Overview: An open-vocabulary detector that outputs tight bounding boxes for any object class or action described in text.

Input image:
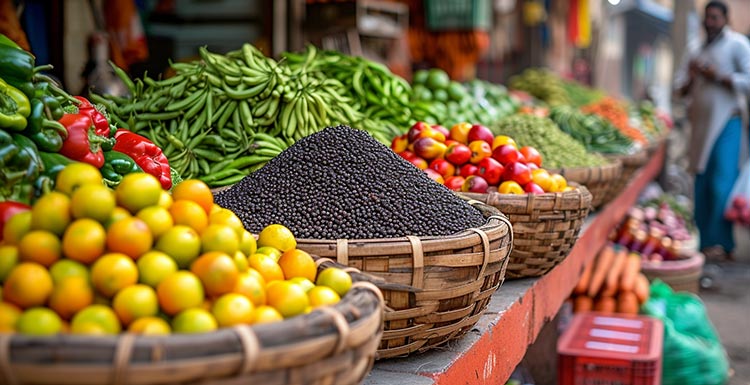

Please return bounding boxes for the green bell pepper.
[0,129,21,169]
[102,150,142,186]
[1,77,31,131]
[0,34,35,99]
[35,152,75,195]
[24,98,67,152]
[9,133,43,180]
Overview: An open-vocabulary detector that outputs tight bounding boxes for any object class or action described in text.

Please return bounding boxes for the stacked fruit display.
[0,163,351,335]
[391,122,572,195]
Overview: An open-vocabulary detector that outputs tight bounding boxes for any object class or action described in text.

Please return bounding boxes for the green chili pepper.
[101,150,142,186]
[1,78,31,131]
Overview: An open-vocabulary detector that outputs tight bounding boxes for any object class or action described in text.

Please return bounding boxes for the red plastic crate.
[558,312,663,385]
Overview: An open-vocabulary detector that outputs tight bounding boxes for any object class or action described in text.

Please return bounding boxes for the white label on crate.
[589,328,642,342]
[592,316,644,329]
[584,340,639,354]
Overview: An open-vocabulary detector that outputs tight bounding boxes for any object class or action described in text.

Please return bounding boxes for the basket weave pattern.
[296,202,513,359]
[550,160,622,210]
[459,185,592,279]
[0,259,384,385]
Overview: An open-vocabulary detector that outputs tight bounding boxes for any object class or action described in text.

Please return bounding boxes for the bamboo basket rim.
[457,183,593,215]
[547,158,623,183]
[603,147,649,167]
[0,259,384,385]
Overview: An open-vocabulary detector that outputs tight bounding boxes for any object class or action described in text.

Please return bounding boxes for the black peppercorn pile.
[215,125,485,239]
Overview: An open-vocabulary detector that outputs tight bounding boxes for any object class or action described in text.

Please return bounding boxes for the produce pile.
[548,105,636,155]
[570,243,651,315]
[215,125,485,239]
[1,34,174,204]
[581,97,648,145]
[560,79,604,108]
[0,164,354,335]
[391,121,572,195]
[508,68,570,107]
[410,68,518,126]
[491,114,608,169]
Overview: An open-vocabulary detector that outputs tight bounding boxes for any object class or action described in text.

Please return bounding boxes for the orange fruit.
[155,225,201,268]
[212,293,254,327]
[0,302,22,332]
[135,206,173,238]
[157,271,205,316]
[55,163,102,195]
[48,276,94,320]
[171,308,217,334]
[115,173,163,214]
[106,217,153,259]
[251,305,283,324]
[16,307,63,335]
[233,251,249,272]
[315,267,352,297]
[190,251,239,297]
[0,245,19,282]
[209,209,245,237]
[233,271,266,307]
[2,210,31,245]
[70,184,116,223]
[307,286,341,308]
[3,262,53,309]
[172,180,214,214]
[255,246,282,262]
[201,224,240,255]
[136,251,178,288]
[49,259,89,284]
[238,230,257,257]
[531,169,554,192]
[71,305,121,335]
[257,224,296,252]
[90,253,138,298]
[105,206,131,228]
[169,200,208,234]
[278,249,316,281]
[17,230,61,267]
[30,192,71,236]
[62,218,106,264]
[247,253,284,284]
[289,277,315,293]
[550,173,567,192]
[128,316,171,335]
[112,284,158,326]
[266,281,309,318]
[157,190,173,209]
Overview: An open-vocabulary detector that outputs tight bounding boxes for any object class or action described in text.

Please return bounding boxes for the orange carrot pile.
[582,97,648,145]
[570,243,650,315]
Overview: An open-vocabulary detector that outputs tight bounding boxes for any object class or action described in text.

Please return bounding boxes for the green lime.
[448,82,467,102]
[426,69,450,91]
[412,70,429,85]
[433,89,449,102]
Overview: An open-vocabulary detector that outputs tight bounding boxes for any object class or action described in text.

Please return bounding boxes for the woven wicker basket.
[0,259,384,385]
[641,252,704,294]
[295,201,513,359]
[602,148,649,204]
[549,160,623,210]
[458,185,592,279]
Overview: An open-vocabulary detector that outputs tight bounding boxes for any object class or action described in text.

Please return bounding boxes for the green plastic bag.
[641,280,730,385]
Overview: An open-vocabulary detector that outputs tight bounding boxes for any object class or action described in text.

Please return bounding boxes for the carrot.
[593,296,616,314]
[574,258,595,295]
[601,247,628,297]
[619,252,642,292]
[633,273,651,304]
[587,244,616,298]
[573,295,594,313]
[617,291,640,314]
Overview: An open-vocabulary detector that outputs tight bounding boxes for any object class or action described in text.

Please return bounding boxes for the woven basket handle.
[113,333,136,385]
[406,235,424,289]
[233,325,261,374]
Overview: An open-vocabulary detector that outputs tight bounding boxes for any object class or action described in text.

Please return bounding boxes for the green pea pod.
[101,150,142,186]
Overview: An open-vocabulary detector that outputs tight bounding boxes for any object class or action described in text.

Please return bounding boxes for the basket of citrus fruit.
[0,164,384,385]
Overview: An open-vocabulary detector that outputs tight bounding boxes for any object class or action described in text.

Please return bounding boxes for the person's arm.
[674,49,697,97]
[728,36,750,95]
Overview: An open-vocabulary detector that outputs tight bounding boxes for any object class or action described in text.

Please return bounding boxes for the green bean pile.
[548,105,636,155]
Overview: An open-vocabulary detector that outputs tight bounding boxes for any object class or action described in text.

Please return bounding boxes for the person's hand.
[700,64,718,81]
[688,60,701,79]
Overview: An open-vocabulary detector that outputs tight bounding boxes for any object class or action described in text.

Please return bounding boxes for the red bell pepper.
[0,201,30,242]
[58,113,113,168]
[113,129,172,190]
[74,96,113,137]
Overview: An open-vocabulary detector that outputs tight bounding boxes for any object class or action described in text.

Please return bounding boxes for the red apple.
[408,121,431,143]
[503,162,533,186]
[444,142,472,166]
[524,182,545,194]
[429,158,456,178]
[432,124,450,139]
[408,156,428,170]
[519,146,542,167]
[413,137,447,160]
[424,168,444,184]
[468,124,494,145]
[468,140,492,164]
[491,144,522,165]
[461,175,489,193]
[526,162,539,171]
[444,176,466,191]
[449,122,472,144]
[391,134,409,153]
[459,164,479,178]
[398,150,416,161]
[444,139,459,147]
[476,158,504,186]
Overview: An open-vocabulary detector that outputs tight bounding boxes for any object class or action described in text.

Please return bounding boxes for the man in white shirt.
[674,0,750,260]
